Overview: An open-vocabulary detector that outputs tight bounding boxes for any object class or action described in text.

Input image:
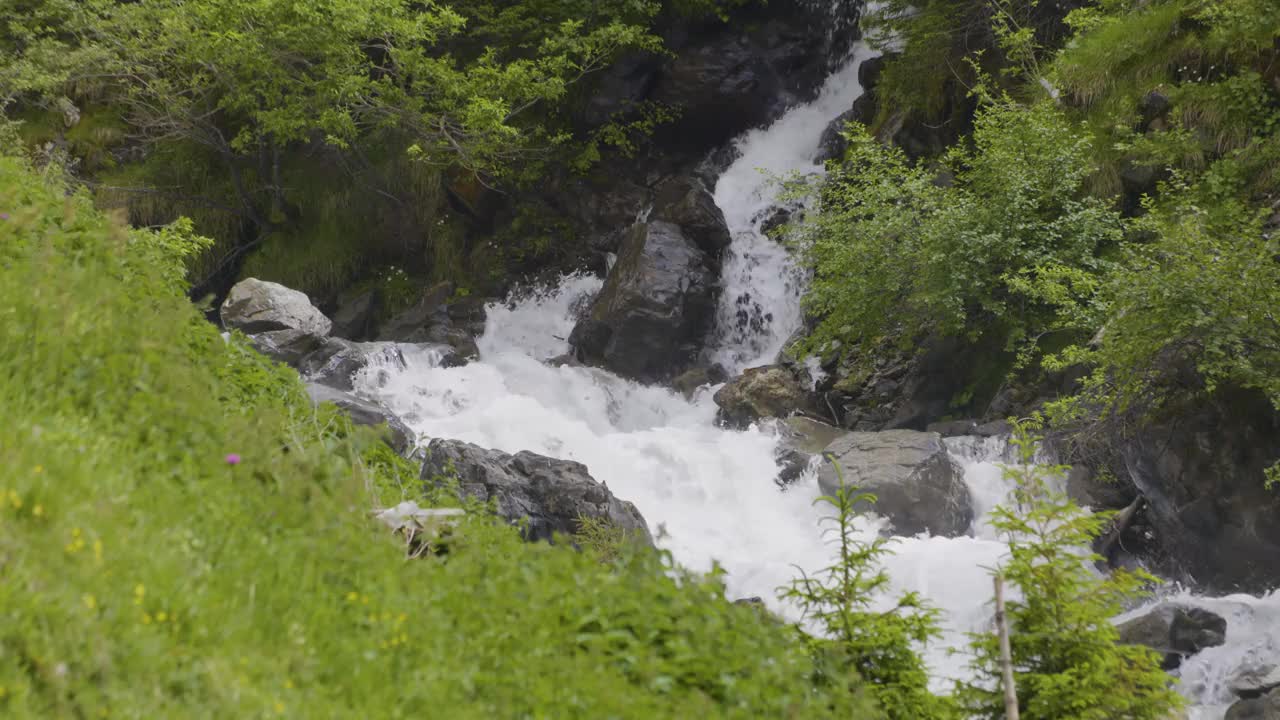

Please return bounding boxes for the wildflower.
[82,594,97,610]
[0,212,9,221]
[225,453,241,466]
[156,611,167,623]
[33,465,42,474]
[32,504,43,517]
[274,700,285,714]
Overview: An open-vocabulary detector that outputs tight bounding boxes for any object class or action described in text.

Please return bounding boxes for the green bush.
[793,98,1123,368]
[956,418,1182,720]
[0,153,878,717]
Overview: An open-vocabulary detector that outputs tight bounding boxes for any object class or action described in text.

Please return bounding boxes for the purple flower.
[0,213,9,221]
[225,453,241,466]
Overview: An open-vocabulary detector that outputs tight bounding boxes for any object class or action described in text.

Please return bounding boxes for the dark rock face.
[651,176,732,260]
[817,430,973,537]
[306,382,413,453]
[651,11,855,151]
[1116,603,1227,670]
[419,439,652,544]
[714,365,812,428]
[1121,389,1280,593]
[220,278,333,364]
[569,221,718,383]
[376,281,482,361]
[1227,688,1280,720]
[329,288,379,341]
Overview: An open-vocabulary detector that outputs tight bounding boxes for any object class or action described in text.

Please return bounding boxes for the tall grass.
[0,153,878,718]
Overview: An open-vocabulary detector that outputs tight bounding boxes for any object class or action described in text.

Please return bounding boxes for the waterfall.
[352,30,1273,720]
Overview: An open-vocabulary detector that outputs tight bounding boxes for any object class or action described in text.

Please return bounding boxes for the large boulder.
[376,281,482,361]
[306,383,414,454]
[1120,388,1280,593]
[1227,688,1280,720]
[714,365,812,428]
[1116,603,1227,670]
[420,439,652,544]
[220,278,332,364]
[568,221,718,383]
[817,430,973,537]
[651,176,732,260]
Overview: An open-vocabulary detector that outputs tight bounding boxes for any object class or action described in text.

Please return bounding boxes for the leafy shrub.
[793,98,1123,368]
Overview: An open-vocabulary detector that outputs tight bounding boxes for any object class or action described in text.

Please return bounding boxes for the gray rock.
[785,417,851,454]
[651,176,732,260]
[221,278,331,336]
[1116,603,1227,669]
[298,338,462,392]
[1234,665,1280,700]
[817,430,973,537]
[376,281,482,361]
[1120,388,1280,593]
[420,439,652,545]
[926,419,980,437]
[220,278,332,364]
[671,364,728,399]
[714,365,811,428]
[568,221,718,383]
[1227,688,1280,720]
[330,288,379,340]
[306,383,413,454]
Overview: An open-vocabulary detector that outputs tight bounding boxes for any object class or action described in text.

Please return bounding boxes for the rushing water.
[349,38,1276,720]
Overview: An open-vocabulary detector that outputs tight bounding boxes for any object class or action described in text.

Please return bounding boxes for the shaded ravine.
[350,42,1279,720]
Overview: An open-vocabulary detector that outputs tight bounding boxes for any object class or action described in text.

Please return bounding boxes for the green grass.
[0,153,879,718]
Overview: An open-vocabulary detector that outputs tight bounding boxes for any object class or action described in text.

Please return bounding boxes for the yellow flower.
[82,594,97,610]
[141,613,152,625]
[273,700,285,714]
[156,611,167,623]
[32,504,43,517]
[133,584,145,605]
[284,679,295,690]
[345,591,358,603]
[9,491,22,509]
[34,465,43,474]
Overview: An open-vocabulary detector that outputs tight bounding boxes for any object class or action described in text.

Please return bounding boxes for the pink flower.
[225,453,241,466]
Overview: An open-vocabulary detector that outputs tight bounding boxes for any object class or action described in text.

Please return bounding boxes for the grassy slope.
[0,154,877,719]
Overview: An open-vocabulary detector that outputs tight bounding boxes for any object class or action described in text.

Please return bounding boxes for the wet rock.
[377,281,482,361]
[816,92,878,162]
[1120,388,1280,593]
[329,288,379,340]
[785,416,851,454]
[671,363,729,399]
[420,439,652,544]
[299,338,462,392]
[568,221,718,383]
[926,419,980,437]
[220,278,332,364]
[651,175,732,260]
[1116,603,1227,670]
[306,382,413,454]
[774,445,813,486]
[714,365,812,428]
[651,18,829,150]
[1233,665,1280,700]
[1226,688,1280,720]
[817,430,973,537]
